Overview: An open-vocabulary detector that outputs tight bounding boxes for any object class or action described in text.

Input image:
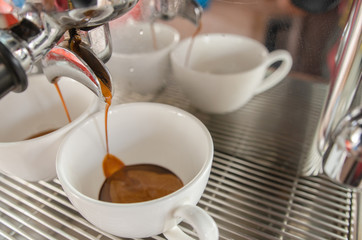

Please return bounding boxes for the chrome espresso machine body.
[313,0,362,190]
[0,0,202,99]
[0,0,136,98]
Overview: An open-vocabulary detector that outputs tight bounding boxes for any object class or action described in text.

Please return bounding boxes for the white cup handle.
[163,205,219,240]
[254,50,293,95]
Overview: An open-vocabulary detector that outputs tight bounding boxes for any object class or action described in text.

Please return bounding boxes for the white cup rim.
[110,22,180,57]
[171,33,269,76]
[0,99,98,145]
[57,102,214,208]
[0,74,99,146]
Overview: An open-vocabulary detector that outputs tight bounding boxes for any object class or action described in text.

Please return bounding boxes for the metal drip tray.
[1,75,360,239]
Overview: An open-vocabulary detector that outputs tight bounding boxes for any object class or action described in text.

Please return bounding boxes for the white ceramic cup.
[171,33,293,114]
[56,102,218,239]
[0,74,99,181]
[107,21,180,101]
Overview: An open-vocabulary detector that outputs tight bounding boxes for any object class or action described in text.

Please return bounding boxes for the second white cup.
[171,33,293,114]
[0,74,99,181]
[107,21,180,101]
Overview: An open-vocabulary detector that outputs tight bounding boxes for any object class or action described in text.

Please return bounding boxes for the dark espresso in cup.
[98,77,183,204]
[99,164,183,203]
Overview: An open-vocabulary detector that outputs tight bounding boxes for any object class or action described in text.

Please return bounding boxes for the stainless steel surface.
[82,24,113,63]
[0,0,139,98]
[1,75,360,239]
[18,0,139,29]
[0,30,32,73]
[315,0,362,185]
[323,106,362,189]
[42,43,113,102]
[139,0,202,25]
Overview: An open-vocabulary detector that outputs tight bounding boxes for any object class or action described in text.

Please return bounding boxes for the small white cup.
[171,33,293,114]
[107,21,180,101]
[0,74,99,181]
[56,102,218,239]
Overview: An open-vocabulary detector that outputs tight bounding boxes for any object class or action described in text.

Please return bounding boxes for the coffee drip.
[185,21,202,67]
[53,80,71,123]
[98,76,124,178]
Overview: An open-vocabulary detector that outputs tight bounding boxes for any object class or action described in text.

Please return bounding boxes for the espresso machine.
[0,0,202,99]
[0,0,361,239]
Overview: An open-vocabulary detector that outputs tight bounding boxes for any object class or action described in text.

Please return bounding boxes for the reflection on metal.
[42,45,111,102]
[139,0,203,25]
[314,0,362,189]
[323,106,362,189]
[0,0,138,98]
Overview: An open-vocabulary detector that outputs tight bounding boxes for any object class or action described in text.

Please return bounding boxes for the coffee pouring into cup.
[0,1,219,239]
[0,0,205,179]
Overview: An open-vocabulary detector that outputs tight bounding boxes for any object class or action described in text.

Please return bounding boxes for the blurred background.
[113,0,346,80]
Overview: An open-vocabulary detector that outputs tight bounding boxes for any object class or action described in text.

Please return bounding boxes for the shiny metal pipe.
[316,0,362,189]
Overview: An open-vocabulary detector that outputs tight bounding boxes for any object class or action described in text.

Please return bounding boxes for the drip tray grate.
[1,75,360,239]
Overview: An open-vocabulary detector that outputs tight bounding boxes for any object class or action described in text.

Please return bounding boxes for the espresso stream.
[99,164,183,203]
[25,80,71,140]
[185,21,202,67]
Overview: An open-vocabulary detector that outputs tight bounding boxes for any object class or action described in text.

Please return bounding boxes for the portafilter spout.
[42,41,112,102]
[0,0,138,99]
